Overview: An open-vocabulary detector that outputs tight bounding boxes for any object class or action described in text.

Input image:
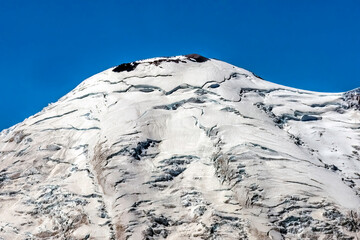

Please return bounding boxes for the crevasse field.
[0,55,359,239]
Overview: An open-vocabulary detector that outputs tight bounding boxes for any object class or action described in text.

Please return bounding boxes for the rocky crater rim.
[112,54,210,73]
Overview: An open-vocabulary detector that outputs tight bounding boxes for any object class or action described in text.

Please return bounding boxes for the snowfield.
[0,54,359,239]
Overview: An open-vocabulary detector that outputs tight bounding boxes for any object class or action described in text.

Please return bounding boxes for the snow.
[0,55,359,239]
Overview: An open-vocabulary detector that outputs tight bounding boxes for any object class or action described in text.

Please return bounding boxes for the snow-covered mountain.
[0,54,359,239]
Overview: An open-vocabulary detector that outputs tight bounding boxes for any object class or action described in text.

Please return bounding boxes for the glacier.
[0,54,359,239]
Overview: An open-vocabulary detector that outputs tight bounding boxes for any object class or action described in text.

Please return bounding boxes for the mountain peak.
[113,54,209,73]
[0,56,359,239]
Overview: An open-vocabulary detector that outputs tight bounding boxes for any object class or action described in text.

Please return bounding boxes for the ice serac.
[0,55,359,239]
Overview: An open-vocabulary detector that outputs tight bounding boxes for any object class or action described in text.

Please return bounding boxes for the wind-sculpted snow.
[0,55,359,239]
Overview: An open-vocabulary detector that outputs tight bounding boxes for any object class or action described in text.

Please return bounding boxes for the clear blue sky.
[0,0,359,130]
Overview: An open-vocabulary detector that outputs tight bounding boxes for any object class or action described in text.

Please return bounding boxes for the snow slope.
[0,54,359,239]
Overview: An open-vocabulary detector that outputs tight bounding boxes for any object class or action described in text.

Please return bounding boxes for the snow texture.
[0,55,359,239]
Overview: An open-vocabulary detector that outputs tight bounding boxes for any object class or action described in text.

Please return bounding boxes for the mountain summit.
[0,55,359,239]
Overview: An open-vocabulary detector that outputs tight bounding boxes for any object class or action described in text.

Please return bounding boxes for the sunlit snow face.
[0,55,359,240]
